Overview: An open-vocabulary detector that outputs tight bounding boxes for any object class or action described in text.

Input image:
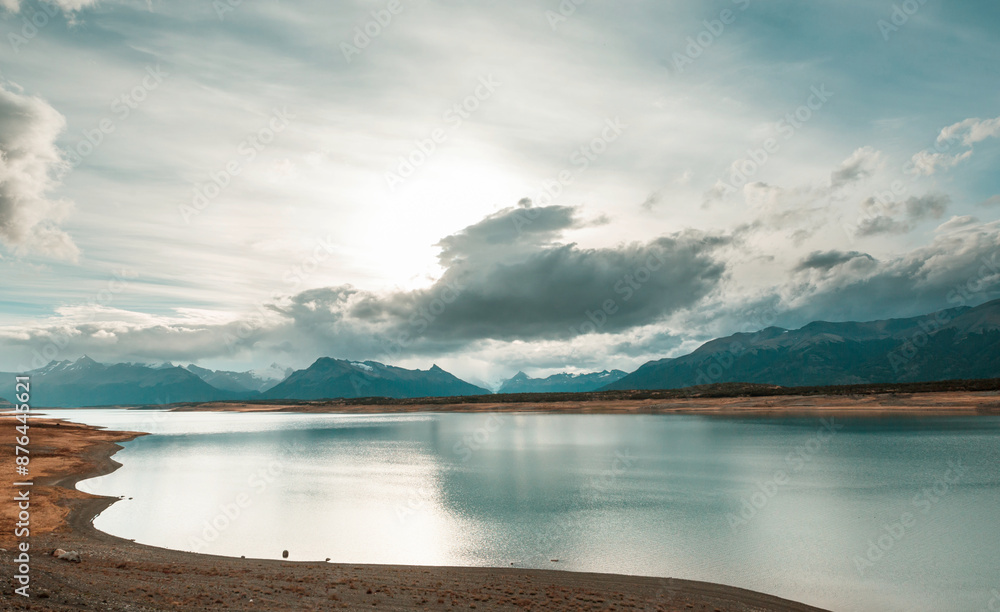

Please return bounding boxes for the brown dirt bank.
[0,415,832,611]
[171,389,1000,416]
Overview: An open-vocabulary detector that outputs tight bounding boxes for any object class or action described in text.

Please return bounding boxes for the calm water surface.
[51,409,1000,612]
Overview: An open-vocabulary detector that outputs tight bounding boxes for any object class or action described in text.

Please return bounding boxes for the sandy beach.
[0,412,841,611]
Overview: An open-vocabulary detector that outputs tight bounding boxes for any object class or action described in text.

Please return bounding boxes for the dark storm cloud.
[435,204,579,266]
[273,205,730,349]
[794,250,875,272]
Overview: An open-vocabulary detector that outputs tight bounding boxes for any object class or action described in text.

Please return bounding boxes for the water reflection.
[54,409,1000,612]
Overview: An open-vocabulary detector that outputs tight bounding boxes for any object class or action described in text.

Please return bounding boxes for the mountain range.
[602,298,1000,390]
[2,299,997,407]
[0,357,238,408]
[184,363,292,393]
[497,370,627,394]
[261,358,489,400]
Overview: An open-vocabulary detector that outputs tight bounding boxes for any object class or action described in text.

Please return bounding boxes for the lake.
[53,409,1000,612]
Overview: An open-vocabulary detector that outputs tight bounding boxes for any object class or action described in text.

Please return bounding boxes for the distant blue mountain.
[185,363,292,393]
[0,357,245,407]
[498,370,627,394]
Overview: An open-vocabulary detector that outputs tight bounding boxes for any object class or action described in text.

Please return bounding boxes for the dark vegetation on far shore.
[156,377,1000,409]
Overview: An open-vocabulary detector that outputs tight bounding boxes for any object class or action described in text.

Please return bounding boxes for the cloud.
[938,116,1000,147]
[4,212,998,379]
[909,149,971,176]
[0,304,284,370]
[0,83,78,260]
[794,250,875,273]
[781,220,1000,324]
[1,0,98,13]
[980,195,1000,207]
[856,215,909,236]
[935,215,978,233]
[910,115,1000,176]
[830,146,882,190]
[640,191,661,210]
[740,182,826,231]
[0,204,732,369]
[855,193,949,237]
[434,204,579,267]
[275,205,731,349]
[705,144,884,209]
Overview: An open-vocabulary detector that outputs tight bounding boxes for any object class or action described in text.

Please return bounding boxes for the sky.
[1,0,999,386]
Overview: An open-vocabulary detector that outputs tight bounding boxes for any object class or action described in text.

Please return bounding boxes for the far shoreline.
[153,387,998,417]
[30,378,998,417]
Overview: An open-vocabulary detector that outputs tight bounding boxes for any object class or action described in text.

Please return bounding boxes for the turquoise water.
[55,410,1000,612]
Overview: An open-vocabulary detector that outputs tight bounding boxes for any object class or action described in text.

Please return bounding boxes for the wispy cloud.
[910,115,1000,176]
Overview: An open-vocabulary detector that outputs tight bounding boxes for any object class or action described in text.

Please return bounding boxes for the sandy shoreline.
[0,413,839,611]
